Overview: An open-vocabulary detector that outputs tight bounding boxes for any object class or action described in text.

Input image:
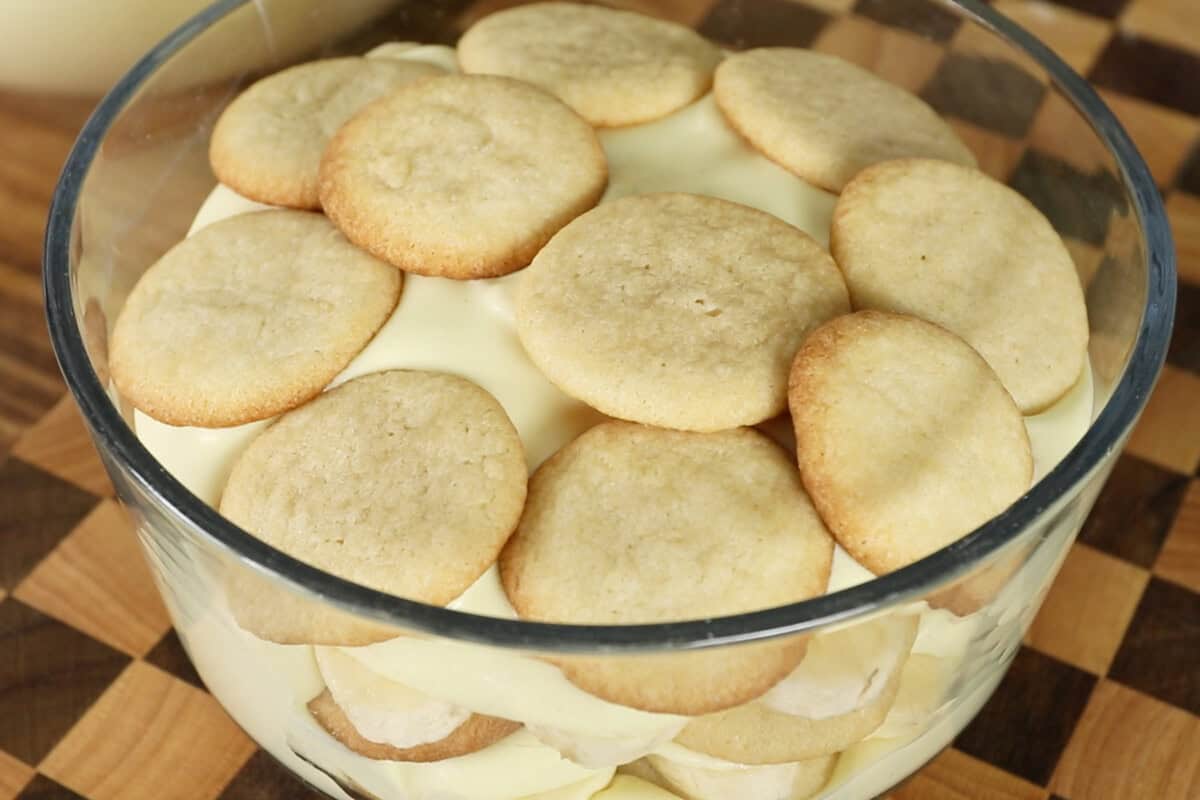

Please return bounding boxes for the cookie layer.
[516,192,849,431]
[499,421,834,714]
[210,57,444,208]
[789,311,1033,576]
[714,48,974,192]
[220,370,527,644]
[110,210,401,427]
[458,2,722,127]
[831,158,1089,413]
[319,73,607,279]
[308,690,520,762]
[674,613,918,763]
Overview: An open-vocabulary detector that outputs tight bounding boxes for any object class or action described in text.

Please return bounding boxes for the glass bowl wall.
[44,1,1174,798]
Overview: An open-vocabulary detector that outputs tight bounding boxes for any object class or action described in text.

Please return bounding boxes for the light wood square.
[1121,0,1200,57]
[1025,543,1150,675]
[1062,236,1105,288]
[1027,92,1110,174]
[949,5,1045,83]
[1167,190,1200,286]
[0,749,33,800]
[1125,365,1200,475]
[1155,479,1200,593]
[796,0,855,14]
[991,1,1113,75]
[1098,90,1199,188]
[1051,679,1200,799]
[949,118,1027,181]
[13,501,170,657]
[811,13,946,93]
[892,747,1048,799]
[41,661,256,800]
[464,0,717,27]
[11,394,113,497]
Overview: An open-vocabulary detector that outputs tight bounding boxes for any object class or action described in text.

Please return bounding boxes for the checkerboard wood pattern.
[1,1,1198,798]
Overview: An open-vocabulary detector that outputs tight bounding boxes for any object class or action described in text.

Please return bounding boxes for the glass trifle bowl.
[44,1,1175,798]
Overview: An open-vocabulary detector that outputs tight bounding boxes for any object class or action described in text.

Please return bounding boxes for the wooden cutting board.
[1,1,1197,798]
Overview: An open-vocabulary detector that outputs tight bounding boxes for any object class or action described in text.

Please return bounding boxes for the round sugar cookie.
[830,158,1089,413]
[319,74,607,279]
[308,691,520,762]
[458,2,722,127]
[499,421,835,715]
[110,210,401,428]
[789,311,1033,576]
[219,370,527,644]
[210,57,445,208]
[713,48,975,192]
[516,193,849,432]
[225,572,398,646]
[674,613,918,763]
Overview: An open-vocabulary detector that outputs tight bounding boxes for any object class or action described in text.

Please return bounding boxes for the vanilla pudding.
[129,42,1094,800]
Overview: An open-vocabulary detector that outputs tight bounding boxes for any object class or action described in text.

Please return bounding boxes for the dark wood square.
[143,629,204,691]
[1176,144,1200,198]
[378,0,478,44]
[698,0,831,50]
[0,599,130,764]
[1040,0,1129,19]
[0,459,98,591]
[1167,280,1200,376]
[1089,33,1200,117]
[853,0,962,43]
[954,647,1097,785]
[1108,577,1200,716]
[1008,148,1128,246]
[921,52,1046,139]
[13,775,86,800]
[218,750,325,800]
[1078,454,1190,567]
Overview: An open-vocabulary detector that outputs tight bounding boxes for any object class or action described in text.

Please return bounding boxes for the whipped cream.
[314,647,471,749]
[134,39,1095,800]
[365,42,461,71]
[762,613,917,719]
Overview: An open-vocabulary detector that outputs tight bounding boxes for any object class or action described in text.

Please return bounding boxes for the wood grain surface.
[1,1,1198,799]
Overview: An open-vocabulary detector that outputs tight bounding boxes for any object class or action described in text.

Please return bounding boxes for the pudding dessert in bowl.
[43,1,1175,799]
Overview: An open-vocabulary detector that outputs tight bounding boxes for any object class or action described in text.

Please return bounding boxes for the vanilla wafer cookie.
[675,613,918,763]
[789,311,1033,576]
[110,210,400,428]
[649,746,836,800]
[210,57,444,208]
[714,48,975,192]
[831,158,1089,413]
[308,691,520,762]
[499,421,834,714]
[516,192,849,432]
[220,370,526,644]
[458,2,722,127]
[319,74,607,279]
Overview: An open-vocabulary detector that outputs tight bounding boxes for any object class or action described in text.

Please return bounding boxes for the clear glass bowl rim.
[43,0,1176,653]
